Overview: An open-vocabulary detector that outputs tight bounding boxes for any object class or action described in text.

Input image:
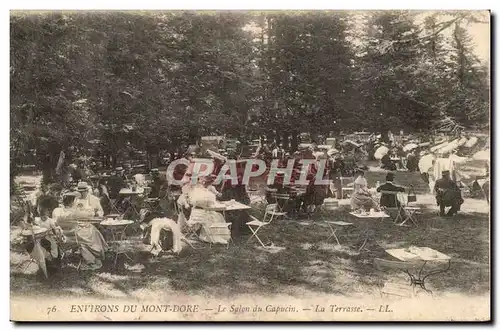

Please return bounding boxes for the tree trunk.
[290,131,299,152]
[282,132,290,150]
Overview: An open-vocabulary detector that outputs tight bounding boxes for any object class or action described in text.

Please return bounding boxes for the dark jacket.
[377,182,405,208]
[434,177,463,207]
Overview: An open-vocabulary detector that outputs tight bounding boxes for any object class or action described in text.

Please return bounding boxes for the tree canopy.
[10,11,490,179]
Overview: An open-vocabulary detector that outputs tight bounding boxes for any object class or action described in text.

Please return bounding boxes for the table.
[119,188,145,195]
[100,219,135,267]
[74,217,104,225]
[204,201,252,239]
[205,200,252,212]
[349,211,390,251]
[325,221,353,247]
[385,247,451,293]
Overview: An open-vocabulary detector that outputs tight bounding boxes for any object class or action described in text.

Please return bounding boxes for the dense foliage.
[10,11,489,180]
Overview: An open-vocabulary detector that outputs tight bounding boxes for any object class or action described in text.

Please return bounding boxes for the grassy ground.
[10,190,490,301]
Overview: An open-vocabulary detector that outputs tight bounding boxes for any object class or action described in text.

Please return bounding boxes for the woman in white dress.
[53,191,108,270]
[187,177,231,245]
[350,170,379,212]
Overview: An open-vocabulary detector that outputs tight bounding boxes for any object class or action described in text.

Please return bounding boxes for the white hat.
[77,181,90,191]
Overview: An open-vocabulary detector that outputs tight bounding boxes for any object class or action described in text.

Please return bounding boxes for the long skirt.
[351,192,378,211]
[189,209,231,244]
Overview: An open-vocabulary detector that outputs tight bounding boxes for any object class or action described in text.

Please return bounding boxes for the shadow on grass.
[11,207,490,299]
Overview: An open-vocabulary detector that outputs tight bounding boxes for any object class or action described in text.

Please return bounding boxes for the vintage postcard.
[10,10,490,321]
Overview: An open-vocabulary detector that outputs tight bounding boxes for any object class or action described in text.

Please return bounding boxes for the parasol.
[374,146,389,160]
[402,143,418,152]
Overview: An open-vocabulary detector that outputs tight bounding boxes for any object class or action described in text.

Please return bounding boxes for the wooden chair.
[373,258,423,298]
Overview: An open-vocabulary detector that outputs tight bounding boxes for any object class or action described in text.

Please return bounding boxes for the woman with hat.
[75,182,104,217]
[350,169,380,212]
[53,191,108,270]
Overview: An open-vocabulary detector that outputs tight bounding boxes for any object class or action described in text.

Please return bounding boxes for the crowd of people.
[13,131,486,279]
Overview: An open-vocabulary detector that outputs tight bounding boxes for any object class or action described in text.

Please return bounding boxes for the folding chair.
[247,215,274,248]
[263,203,287,223]
[104,192,123,216]
[182,220,204,249]
[325,221,353,247]
[396,189,420,227]
[340,177,355,199]
[270,192,291,217]
[378,191,404,224]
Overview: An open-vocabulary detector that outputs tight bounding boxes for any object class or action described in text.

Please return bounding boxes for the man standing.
[434,170,464,217]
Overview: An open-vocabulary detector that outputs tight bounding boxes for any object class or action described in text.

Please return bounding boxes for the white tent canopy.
[473,149,490,162]
[464,137,478,148]
[435,138,460,155]
[430,140,449,152]
[457,137,468,147]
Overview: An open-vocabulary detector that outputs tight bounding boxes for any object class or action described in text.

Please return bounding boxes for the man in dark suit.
[434,170,463,216]
[377,172,405,208]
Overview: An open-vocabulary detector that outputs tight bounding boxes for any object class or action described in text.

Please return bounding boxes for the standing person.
[149,168,168,199]
[53,192,108,270]
[434,170,464,217]
[406,150,419,172]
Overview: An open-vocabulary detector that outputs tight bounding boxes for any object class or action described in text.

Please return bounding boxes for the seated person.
[380,153,396,171]
[350,170,379,212]
[187,180,230,244]
[53,191,108,270]
[149,168,168,198]
[434,170,464,217]
[23,201,65,277]
[75,181,104,217]
[377,172,405,208]
[406,151,419,172]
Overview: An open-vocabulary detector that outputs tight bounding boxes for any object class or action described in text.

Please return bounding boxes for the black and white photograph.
[9,10,490,321]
